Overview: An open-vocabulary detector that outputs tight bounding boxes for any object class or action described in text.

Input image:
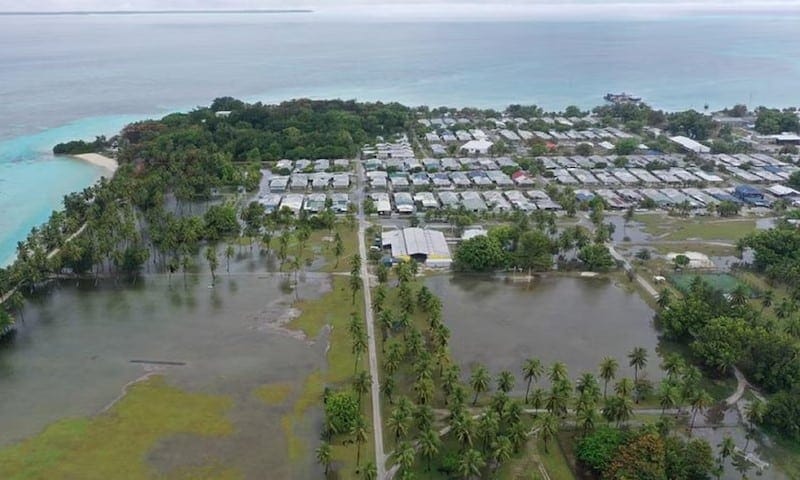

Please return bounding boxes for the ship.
[604,92,642,104]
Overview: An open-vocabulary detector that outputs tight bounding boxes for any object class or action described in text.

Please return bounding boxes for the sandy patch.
[73,153,119,174]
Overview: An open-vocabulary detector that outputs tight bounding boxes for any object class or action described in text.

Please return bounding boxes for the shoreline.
[72,153,118,174]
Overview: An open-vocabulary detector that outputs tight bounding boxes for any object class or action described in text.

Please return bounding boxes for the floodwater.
[0,252,329,478]
[426,274,662,391]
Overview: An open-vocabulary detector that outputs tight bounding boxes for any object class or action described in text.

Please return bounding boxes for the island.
[1,97,799,480]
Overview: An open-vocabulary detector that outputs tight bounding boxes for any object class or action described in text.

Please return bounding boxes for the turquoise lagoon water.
[0,115,144,265]
[2,13,800,264]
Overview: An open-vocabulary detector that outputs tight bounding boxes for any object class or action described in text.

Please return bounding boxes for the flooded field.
[426,274,662,390]
[0,254,329,478]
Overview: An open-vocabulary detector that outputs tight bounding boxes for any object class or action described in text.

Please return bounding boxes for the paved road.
[356,160,387,478]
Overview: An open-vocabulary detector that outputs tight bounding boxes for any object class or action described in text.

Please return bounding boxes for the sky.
[2,0,799,19]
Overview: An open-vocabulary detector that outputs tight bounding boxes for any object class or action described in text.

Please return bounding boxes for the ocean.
[1,11,800,264]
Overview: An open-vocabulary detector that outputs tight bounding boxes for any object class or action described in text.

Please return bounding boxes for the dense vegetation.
[754,108,800,135]
[52,135,108,154]
[453,202,616,273]
[0,98,410,331]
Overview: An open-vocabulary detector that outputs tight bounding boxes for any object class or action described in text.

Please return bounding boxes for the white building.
[382,228,452,267]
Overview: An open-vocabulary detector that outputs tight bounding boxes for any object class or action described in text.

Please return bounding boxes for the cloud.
[2,0,800,19]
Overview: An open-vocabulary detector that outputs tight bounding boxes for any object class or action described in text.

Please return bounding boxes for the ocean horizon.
[2,11,800,264]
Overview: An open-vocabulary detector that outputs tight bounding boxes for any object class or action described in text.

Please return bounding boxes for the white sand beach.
[73,153,119,174]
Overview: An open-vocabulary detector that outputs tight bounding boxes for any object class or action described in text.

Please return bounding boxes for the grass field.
[283,274,371,478]
[670,272,752,295]
[0,376,236,480]
[633,214,756,241]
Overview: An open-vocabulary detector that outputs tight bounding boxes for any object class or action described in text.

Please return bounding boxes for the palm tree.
[627,347,648,382]
[315,441,331,476]
[538,412,559,453]
[599,357,618,399]
[548,361,569,384]
[660,353,685,380]
[689,390,713,432]
[452,413,474,451]
[529,388,545,413]
[388,406,410,444]
[394,441,417,475]
[614,378,634,399]
[361,462,377,480]
[658,380,679,415]
[730,285,749,307]
[382,375,396,404]
[602,395,633,427]
[718,435,736,471]
[744,399,765,451]
[656,288,672,310]
[496,370,515,394]
[522,357,544,403]
[477,410,500,453]
[761,289,774,312]
[353,370,371,406]
[457,448,485,479]
[576,372,601,402]
[576,403,599,436]
[470,364,491,405]
[491,436,513,473]
[351,415,368,468]
[414,377,434,405]
[205,246,218,283]
[418,428,441,471]
[224,244,234,274]
[352,331,367,374]
[333,231,344,268]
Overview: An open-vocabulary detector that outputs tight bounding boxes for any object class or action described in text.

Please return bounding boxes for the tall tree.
[627,347,648,383]
[522,357,543,403]
[315,441,331,476]
[599,357,619,399]
[470,364,491,405]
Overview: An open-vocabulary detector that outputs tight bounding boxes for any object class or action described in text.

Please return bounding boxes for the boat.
[604,92,642,104]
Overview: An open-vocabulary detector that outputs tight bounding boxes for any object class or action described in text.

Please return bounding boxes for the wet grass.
[0,376,235,480]
[254,382,295,406]
[633,214,756,242]
[282,275,371,478]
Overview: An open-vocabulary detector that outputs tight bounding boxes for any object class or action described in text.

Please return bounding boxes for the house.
[460,139,494,155]
[381,228,451,267]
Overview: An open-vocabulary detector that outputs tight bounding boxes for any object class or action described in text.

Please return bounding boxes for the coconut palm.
[394,441,417,475]
[377,309,393,343]
[414,404,434,432]
[576,403,599,436]
[382,374,396,404]
[205,246,218,282]
[576,372,601,403]
[224,244,234,273]
[452,413,474,450]
[548,361,569,384]
[418,428,441,472]
[761,289,774,312]
[744,399,765,451]
[414,377,434,405]
[729,285,749,307]
[602,395,633,427]
[491,436,513,473]
[689,390,713,432]
[599,357,618,399]
[522,357,544,403]
[658,381,679,415]
[656,288,672,310]
[352,331,368,374]
[529,387,545,413]
[627,346,648,382]
[351,415,369,468]
[470,364,491,405]
[660,353,685,380]
[361,462,377,480]
[538,412,559,453]
[718,435,736,469]
[614,378,634,399]
[315,441,331,476]
[496,370,515,394]
[457,448,485,479]
[353,370,371,406]
[388,406,411,444]
[478,410,500,452]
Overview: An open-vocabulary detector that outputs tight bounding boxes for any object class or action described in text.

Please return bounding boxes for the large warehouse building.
[381,227,452,268]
